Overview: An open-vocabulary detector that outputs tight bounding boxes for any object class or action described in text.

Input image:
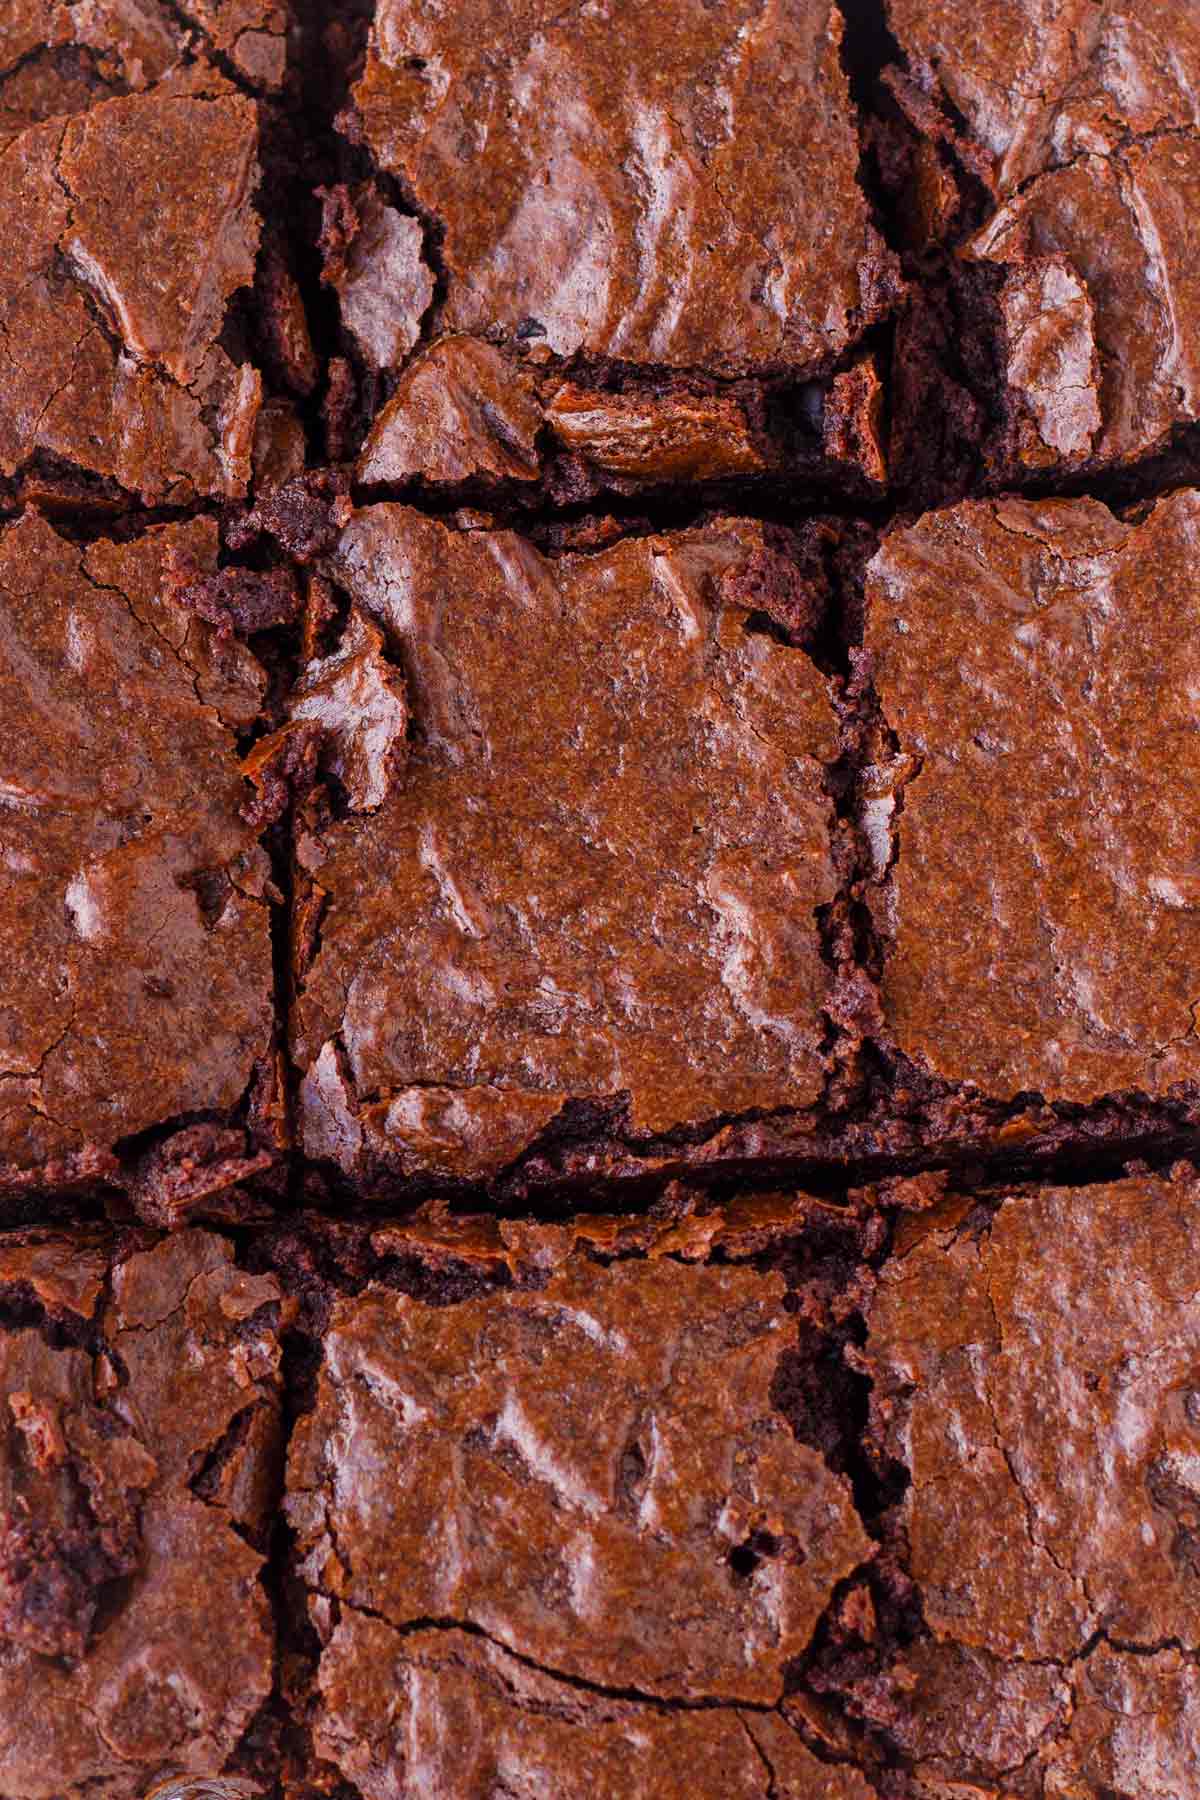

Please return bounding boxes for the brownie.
[0,45,271,510]
[857,489,1200,1156]
[284,1239,871,1795]
[289,506,850,1195]
[11,3,1200,1793]
[0,510,276,1201]
[0,1226,287,1797]
[321,0,899,500]
[878,0,1200,488]
[857,1167,1200,1793]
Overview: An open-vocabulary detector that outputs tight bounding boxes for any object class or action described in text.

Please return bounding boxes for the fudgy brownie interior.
[4,0,1200,1793]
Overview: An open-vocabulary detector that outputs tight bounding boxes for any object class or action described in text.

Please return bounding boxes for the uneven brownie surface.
[857,1167,1200,1794]
[0,510,275,1192]
[291,507,847,1190]
[7,2,1200,1796]
[283,1226,873,1795]
[0,1226,286,1796]
[862,489,1200,1104]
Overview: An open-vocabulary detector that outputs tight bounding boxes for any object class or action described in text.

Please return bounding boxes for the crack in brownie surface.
[284,1233,872,1795]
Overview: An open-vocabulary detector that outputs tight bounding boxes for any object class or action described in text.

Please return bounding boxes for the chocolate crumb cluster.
[3,1,1200,1795]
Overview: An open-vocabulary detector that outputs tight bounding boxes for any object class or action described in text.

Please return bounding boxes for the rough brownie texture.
[0,510,277,1199]
[283,1221,874,1796]
[320,0,899,502]
[878,0,1200,494]
[9,0,1200,1795]
[856,1166,1200,1794]
[0,1226,287,1796]
[855,490,1200,1161]
[290,507,850,1194]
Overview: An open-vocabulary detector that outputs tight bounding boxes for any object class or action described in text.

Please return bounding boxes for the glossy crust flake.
[884,0,1200,471]
[291,507,844,1186]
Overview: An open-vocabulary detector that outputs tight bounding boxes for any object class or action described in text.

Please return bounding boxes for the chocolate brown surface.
[881,0,1200,478]
[10,3,1200,1794]
[0,1228,285,1798]
[863,1168,1200,1793]
[0,54,266,506]
[291,507,843,1186]
[327,0,899,498]
[287,1251,869,1791]
[863,490,1200,1105]
[0,510,274,1186]
[353,0,892,377]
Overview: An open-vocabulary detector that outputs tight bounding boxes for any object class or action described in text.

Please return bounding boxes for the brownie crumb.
[163,548,301,640]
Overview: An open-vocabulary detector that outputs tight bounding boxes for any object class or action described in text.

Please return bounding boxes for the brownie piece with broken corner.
[0,36,273,511]
[852,1165,1200,1795]
[322,0,899,499]
[0,509,279,1211]
[877,0,1200,488]
[855,489,1200,1160]
[286,505,858,1198]
[0,1226,287,1799]
[282,1220,874,1797]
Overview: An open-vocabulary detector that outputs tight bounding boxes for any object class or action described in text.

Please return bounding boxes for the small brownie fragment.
[862,491,1200,1113]
[0,510,275,1196]
[334,0,899,495]
[861,1168,1200,1793]
[291,508,845,1190]
[0,58,266,505]
[0,1228,286,1798]
[286,1249,870,1794]
[882,0,1200,476]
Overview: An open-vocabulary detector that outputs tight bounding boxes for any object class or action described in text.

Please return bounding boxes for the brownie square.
[291,507,848,1193]
[860,490,1200,1142]
[285,1247,870,1795]
[859,1167,1200,1793]
[0,53,266,507]
[0,1226,286,1796]
[0,511,276,1198]
[327,0,898,500]
[881,0,1200,480]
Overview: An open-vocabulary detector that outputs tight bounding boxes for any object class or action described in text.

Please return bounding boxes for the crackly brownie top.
[887,0,1200,465]
[293,507,842,1180]
[0,66,263,504]
[863,1170,1200,1793]
[352,0,893,377]
[0,1228,284,1798]
[308,1621,874,1800]
[863,489,1200,1103]
[0,510,273,1179]
[0,0,289,133]
[287,1254,869,1791]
